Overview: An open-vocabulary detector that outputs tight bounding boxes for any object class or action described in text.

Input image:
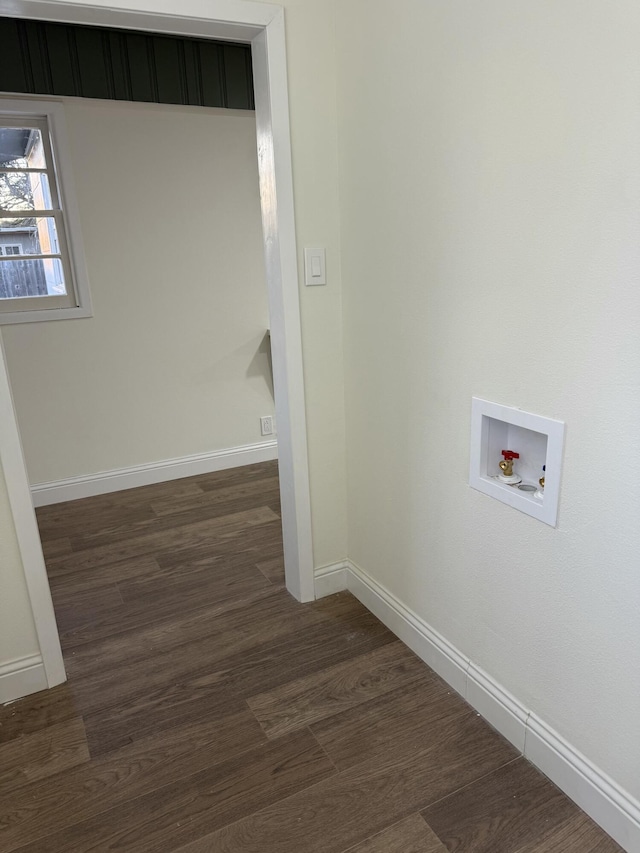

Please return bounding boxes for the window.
[0,99,91,323]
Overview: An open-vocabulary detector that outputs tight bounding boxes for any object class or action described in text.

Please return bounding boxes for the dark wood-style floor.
[0,460,622,852]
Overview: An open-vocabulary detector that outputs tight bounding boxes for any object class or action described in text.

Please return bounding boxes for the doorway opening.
[0,0,314,700]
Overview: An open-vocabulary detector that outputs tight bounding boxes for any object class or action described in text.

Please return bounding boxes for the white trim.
[252,14,314,602]
[4,0,279,40]
[526,715,640,853]
[31,440,278,506]
[347,560,468,696]
[0,336,66,688]
[314,561,349,599]
[0,654,48,704]
[341,559,639,851]
[466,662,529,753]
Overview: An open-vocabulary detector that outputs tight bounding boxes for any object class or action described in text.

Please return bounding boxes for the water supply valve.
[498,450,521,484]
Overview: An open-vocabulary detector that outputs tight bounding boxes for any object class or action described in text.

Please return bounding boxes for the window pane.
[0,127,46,168]
[0,217,61,255]
[0,172,52,212]
[0,257,66,298]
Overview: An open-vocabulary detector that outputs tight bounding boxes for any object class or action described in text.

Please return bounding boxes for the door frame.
[0,0,315,691]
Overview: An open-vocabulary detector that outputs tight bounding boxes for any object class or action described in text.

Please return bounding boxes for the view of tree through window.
[0,123,66,301]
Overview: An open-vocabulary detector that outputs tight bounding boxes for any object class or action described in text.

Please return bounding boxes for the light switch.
[304,248,326,286]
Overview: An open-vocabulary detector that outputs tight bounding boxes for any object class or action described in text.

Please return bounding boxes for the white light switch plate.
[304,248,326,286]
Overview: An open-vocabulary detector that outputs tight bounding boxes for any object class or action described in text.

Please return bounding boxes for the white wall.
[337,0,640,802]
[0,457,39,666]
[2,99,273,485]
[260,0,348,568]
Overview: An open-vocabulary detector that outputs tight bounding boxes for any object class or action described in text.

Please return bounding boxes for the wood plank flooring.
[0,460,623,852]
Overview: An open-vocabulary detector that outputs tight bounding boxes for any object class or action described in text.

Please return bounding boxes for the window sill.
[0,303,93,325]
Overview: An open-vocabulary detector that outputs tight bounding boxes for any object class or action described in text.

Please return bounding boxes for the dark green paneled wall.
[0,17,254,110]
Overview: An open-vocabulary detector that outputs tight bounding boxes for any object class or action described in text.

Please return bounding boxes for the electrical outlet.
[260,415,274,436]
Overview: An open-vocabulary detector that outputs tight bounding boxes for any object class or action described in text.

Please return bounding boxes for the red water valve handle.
[501,450,520,460]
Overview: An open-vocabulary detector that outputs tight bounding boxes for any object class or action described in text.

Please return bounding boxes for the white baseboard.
[31,441,279,507]
[466,662,529,753]
[525,715,640,853]
[0,654,47,705]
[346,562,469,697]
[314,561,349,599]
[314,559,639,852]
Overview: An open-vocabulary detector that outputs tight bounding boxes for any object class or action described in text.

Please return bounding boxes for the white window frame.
[0,244,24,255]
[0,98,91,324]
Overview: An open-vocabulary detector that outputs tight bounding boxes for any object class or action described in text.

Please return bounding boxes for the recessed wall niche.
[469,398,565,527]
